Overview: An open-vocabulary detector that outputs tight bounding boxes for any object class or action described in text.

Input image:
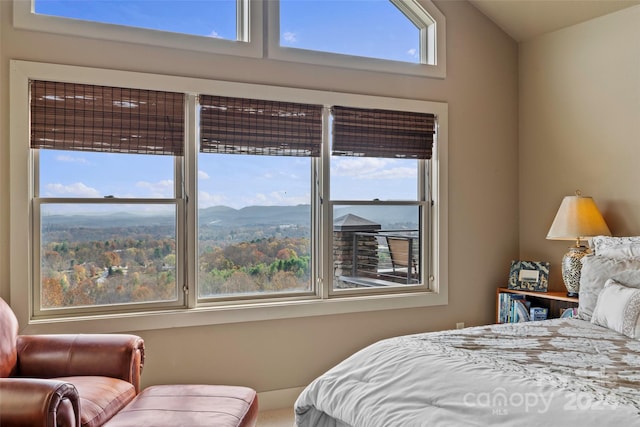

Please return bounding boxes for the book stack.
[499,293,551,323]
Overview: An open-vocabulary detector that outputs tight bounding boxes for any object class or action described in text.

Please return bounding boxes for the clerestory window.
[15,0,445,78]
[272,0,442,75]
[279,0,421,63]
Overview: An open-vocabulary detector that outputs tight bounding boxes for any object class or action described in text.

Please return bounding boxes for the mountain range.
[43,204,419,229]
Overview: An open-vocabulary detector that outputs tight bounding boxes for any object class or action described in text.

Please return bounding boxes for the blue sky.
[35,0,420,63]
[36,1,420,210]
[35,0,238,39]
[40,151,418,209]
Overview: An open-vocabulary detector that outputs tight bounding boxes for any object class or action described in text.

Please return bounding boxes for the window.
[10,61,448,329]
[31,80,185,315]
[279,0,420,63]
[329,106,435,293]
[14,0,445,78]
[268,0,445,76]
[197,95,322,299]
[14,0,262,58]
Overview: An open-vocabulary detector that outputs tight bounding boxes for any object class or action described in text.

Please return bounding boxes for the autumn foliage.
[41,233,310,309]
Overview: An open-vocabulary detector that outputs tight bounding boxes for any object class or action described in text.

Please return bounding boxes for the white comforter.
[295,318,640,426]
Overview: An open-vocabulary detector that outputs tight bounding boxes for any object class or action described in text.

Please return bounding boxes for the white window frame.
[10,60,448,334]
[13,0,446,78]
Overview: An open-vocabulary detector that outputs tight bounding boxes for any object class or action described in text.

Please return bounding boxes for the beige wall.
[519,5,640,290]
[0,0,518,402]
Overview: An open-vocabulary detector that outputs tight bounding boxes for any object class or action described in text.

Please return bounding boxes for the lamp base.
[561,246,589,298]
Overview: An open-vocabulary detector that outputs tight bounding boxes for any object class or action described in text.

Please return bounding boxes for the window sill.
[21,290,448,334]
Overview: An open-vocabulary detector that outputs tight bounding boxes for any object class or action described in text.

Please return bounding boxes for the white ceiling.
[468,0,640,42]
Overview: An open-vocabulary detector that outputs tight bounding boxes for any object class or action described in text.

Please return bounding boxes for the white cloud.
[263,170,299,180]
[332,158,415,180]
[200,186,309,209]
[367,166,416,180]
[198,170,210,180]
[198,190,229,208]
[248,191,310,206]
[55,154,89,164]
[283,31,297,43]
[332,157,390,177]
[135,180,174,198]
[45,182,101,197]
[208,30,222,39]
[407,48,418,58]
[253,194,268,203]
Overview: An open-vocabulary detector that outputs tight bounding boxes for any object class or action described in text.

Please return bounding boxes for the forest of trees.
[41,224,311,309]
[198,235,310,297]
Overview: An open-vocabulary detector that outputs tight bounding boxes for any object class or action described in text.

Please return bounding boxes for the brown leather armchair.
[0,297,145,427]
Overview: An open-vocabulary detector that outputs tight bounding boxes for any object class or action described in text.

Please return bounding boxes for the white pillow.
[578,255,640,321]
[598,243,640,259]
[591,279,640,339]
[592,236,640,257]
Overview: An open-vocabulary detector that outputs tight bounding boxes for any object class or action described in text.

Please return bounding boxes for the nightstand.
[496,287,579,323]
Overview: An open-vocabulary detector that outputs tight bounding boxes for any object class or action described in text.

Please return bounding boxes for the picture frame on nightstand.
[507,260,550,292]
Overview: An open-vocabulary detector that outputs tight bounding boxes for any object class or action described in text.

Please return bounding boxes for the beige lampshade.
[546,193,611,243]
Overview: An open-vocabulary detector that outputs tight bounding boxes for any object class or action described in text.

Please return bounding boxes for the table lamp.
[546,190,611,297]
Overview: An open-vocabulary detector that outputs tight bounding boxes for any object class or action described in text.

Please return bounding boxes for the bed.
[295,236,640,426]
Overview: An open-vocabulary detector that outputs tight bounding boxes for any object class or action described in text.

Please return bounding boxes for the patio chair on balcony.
[386,236,418,284]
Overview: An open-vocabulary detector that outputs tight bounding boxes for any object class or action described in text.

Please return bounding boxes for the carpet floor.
[257,408,295,426]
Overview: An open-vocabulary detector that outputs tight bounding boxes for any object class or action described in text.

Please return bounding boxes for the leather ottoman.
[104,384,258,427]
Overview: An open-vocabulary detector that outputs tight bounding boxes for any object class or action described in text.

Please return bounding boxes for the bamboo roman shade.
[332,106,436,159]
[199,95,323,157]
[30,80,185,156]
